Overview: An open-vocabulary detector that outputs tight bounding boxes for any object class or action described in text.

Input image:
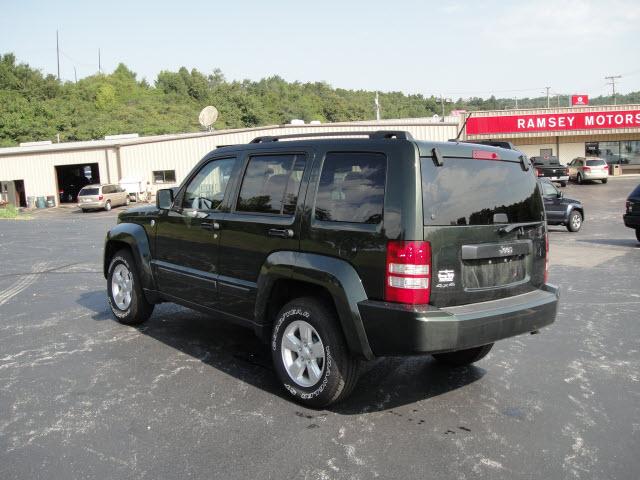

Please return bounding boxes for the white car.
[567,157,609,184]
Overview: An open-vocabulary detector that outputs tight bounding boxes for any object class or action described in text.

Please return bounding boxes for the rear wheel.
[432,344,493,367]
[271,297,359,408]
[560,181,567,187]
[567,210,582,232]
[104,200,112,211]
[125,196,130,206]
[602,178,608,184]
[107,249,154,325]
[636,228,640,243]
[577,173,584,184]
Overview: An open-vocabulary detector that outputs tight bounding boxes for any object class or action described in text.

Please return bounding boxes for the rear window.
[314,152,386,224]
[586,160,606,166]
[79,187,99,196]
[421,157,544,226]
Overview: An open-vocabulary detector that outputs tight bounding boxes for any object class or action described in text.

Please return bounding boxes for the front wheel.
[560,181,567,187]
[107,249,154,325]
[432,344,493,367]
[125,196,130,206]
[602,178,608,184]
[567,210,582,232]
[577,173,583,185]
[271,297,359,408]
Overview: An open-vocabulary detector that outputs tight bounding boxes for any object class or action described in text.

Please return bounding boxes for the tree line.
[1,52,639,147]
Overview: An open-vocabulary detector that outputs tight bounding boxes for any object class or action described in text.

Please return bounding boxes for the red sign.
[571,95,589,106]
[466,109,640,135]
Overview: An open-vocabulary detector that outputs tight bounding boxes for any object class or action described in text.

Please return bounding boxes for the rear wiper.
[498,221,543,234]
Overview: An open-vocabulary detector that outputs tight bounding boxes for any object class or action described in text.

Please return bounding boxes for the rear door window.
[314,152,386,224]
[421,157,544,225]
[236,154,306,215]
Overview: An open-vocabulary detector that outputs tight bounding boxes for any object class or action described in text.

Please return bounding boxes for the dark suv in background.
[624,183,640,242]
[103,131,559,407]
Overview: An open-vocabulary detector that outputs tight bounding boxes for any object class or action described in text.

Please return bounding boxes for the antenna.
[605,75,622,105]
[56,30,60,80]
[198,106,219,131]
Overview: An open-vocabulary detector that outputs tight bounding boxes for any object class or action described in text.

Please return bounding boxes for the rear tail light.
[544,232,549,283]
[98,195,104,200]
[385,241,431,305]
[583,166,591,172]
[536,168,542,177]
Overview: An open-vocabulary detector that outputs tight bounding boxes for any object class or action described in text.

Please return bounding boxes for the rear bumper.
[359,284,559,356]
[623,213,640,228]
[78,201,106,209]
[582,172,608,180]
[545,175,569,182]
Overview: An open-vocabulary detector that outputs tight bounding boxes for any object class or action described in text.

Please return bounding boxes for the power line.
[605,74,622,104]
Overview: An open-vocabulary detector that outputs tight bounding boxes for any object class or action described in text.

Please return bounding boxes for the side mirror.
[156,188,174,209]
[557,191,564,198]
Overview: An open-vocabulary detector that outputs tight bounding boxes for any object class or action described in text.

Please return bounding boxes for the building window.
[585,141,640,165]
[153,170,176,184]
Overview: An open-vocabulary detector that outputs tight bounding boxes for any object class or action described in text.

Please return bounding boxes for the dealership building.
[1,103,639,207]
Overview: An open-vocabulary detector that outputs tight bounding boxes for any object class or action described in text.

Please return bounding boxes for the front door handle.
[268,228,294,239]
[201,221,220,231]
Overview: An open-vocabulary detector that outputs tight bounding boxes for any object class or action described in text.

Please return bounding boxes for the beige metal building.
[2,103,640,208]
[0,119,459,207]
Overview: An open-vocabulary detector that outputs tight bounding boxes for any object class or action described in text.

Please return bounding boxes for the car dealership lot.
[1,178,638,479]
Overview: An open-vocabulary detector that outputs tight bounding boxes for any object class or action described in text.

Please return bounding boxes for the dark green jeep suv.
[104,131,558,407]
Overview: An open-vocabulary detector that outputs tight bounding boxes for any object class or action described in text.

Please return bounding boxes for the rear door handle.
[201,221,220,231]
[268,228,294,239]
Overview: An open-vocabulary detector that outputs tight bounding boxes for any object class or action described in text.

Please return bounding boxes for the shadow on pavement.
[577,238,640,248]
[79,290,485,413]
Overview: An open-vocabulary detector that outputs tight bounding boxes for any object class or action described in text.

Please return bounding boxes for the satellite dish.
[199,106,219,130]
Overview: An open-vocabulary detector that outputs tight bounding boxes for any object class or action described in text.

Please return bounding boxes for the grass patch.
[0,205,31,220]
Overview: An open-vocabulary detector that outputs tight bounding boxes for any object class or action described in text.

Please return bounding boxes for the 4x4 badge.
[437,270,455,283]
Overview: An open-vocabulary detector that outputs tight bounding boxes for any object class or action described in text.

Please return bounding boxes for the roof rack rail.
[250,130,414,144]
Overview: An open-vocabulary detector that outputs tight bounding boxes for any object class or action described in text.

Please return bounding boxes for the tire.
[125,197,130,206]
[636,228,640,243]
[271,297,359,408]
[577,173,583,185]
[432,343,493,367]
[560,182,567,187]
[107,249,154,325]
[602,178,608,184]
[567,210,582,232]
[104,200,112,211]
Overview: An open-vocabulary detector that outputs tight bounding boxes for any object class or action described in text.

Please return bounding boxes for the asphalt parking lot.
[1,178,639,480]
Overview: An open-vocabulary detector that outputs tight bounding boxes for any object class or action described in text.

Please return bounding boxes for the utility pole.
[605,75,622,104]
[56,30,60,80]
[514,97,518,109]
[545,86,551,108]
[74,66,77,83]
[98,48,102,74]
[374,92,380,121]
[441,95,445,118]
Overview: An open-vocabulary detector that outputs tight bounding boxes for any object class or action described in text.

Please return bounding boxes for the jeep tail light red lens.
[544,232,549,283]
[472,150,500,160]
[385,241,431,304]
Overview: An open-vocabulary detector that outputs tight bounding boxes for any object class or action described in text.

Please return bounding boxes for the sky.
[1,0,640,99]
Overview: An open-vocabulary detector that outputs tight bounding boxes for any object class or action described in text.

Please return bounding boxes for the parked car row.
[535,156,609,187]
[77,184,130,212]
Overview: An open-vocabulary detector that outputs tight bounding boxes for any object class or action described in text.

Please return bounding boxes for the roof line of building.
[0,120,459,157]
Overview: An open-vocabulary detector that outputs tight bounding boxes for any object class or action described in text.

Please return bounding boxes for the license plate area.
[462,255,527,289]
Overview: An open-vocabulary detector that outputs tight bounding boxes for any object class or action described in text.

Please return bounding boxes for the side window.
[237,154,306,215]
[103,185,114,194]
[181,158,236,210]
[541,182,556,196]
[315,152,386,224]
